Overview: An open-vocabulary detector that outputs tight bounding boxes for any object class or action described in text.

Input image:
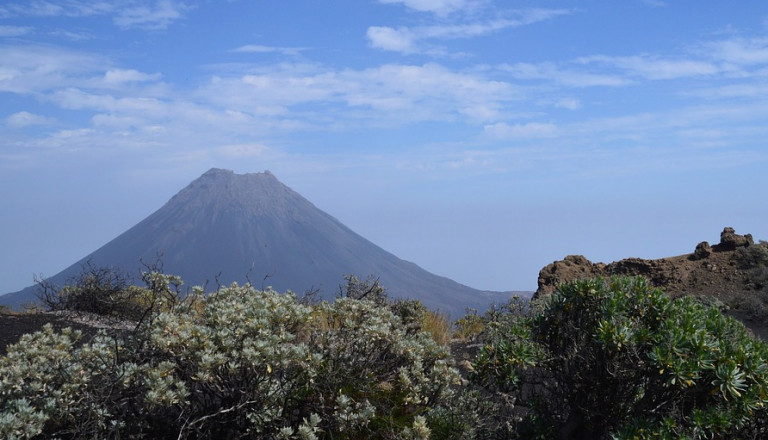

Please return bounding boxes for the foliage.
[729,243,768,320]
[453,295,531,343]
[0,274,460,439]
[424,296,534,439]
[452,308,485,342]
[734,242,768,271]
[471,276,768,439]
[340,274,453,346]
[35,260,183,322]
[338,274,388,304]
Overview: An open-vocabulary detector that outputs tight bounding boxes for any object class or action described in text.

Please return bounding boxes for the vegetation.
[34,260,180,322]
[731,241,768,320]
[2,272,458,439]
[471,276,768,439]
[2,272,768,439]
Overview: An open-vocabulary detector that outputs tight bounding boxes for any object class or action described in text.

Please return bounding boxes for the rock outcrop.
[536,227,764,300]
[715,227,754,251]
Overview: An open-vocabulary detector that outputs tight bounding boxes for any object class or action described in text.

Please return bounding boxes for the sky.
[1,0,768,294]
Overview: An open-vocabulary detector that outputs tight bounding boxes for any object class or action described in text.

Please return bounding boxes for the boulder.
[716,227,753,251]
[536,255,601,298]
[691,241,712,260]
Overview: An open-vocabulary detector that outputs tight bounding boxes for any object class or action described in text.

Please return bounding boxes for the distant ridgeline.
[0,168,523,317]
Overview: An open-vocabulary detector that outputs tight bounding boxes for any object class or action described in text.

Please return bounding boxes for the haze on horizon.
[1,0,767,295]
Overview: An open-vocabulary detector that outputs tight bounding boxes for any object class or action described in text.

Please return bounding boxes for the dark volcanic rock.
[535,227,764,301]
[1,169,513,317]
[715,227,754,251]
[536,255,603,297]
[691,241,712,260]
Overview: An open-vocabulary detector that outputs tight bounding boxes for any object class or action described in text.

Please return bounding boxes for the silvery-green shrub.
[0,275,459,439]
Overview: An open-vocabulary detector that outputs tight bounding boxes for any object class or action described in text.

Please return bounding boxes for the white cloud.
[200,63,518,125]
[583,55,719,80]
[555,98,581,110]
[217,144,270,158]
[367,9,570,54]
[114,0,189,30]
[367,27,417,53]
[378,0,473,16]
[501,62,631,87]
[502,53,719,88]
[5,111,55,128]
[90,113,143,128]
[0,1,188,30]
[484,122,557,139]
[0,45,107,93]
[104,69,161,84]
[50,88,169,118]
[231,45,306,56]
[685,83,768,99]
[705,37,768,66]
[0,1,116,19]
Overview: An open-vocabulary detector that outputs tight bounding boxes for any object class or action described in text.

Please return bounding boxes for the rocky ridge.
[536,227,764,299]
[536,227,768,337]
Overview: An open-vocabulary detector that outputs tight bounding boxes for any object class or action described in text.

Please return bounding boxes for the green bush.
[0,274,459,439]
[471,276,768,439]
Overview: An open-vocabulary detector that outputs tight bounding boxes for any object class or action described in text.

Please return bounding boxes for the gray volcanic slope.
[1,169,516,316]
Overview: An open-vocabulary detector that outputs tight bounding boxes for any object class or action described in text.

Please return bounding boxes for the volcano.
[1,168,516,316]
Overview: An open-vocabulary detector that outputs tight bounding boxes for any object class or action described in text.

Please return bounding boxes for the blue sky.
[1,0,767,294]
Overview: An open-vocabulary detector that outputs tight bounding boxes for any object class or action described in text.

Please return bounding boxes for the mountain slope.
[1,169,516,316]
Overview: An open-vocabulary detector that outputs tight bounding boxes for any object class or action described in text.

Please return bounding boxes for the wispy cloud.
[0,1,189,30]
[580,55,719,80]
[0,45,107,93]
[3,21,768,185]
[704,37,768,67]
[501,50,732,88]
[484,121,557,139]
[5,111,56,128]
[216,143,271,158]
[378,0,476,17]
[113,0,189,30]
[231,45,307,56]
[0,25,32,37]
[555,98,581,110]
[368,9,570,55]
[103,69,161,84]
[500,62,631,87]
[201,62,518,126]
[0,1,110,18]
[367,27,417,53]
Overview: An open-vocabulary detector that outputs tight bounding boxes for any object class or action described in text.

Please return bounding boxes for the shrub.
[0,275,460,439]
[471,276,768,439]
[734,242,768,270]
[34,261,184,323]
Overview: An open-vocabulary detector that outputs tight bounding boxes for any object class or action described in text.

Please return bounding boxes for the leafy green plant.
[471,276,768,439]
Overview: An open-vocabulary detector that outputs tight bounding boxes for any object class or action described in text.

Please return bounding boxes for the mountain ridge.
[1,168,521,316]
